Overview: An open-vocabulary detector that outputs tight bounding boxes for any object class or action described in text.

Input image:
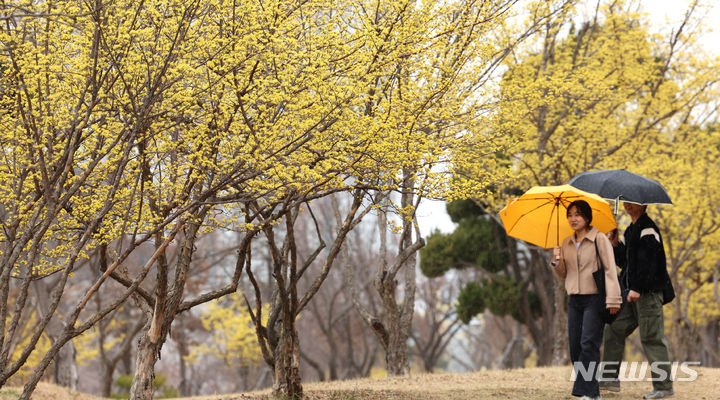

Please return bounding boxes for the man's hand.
[626,290,640,303]
[609,307,620,315]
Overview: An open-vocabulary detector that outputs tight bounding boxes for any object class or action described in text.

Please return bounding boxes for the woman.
[551,200,622,400]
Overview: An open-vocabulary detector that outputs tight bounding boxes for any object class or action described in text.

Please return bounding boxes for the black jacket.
[613,213,669,293]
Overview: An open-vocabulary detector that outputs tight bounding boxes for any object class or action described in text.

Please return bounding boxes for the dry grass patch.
[179,366,720,400]
[0,382,105,400]
[3,366,719,399]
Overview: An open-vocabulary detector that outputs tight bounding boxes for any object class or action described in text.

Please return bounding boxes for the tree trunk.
[552,279,569,365]
[128,216,204,400]
[385,316,410,376]
[536,331,554,366]
[499,322,528,368]
[130,297,171,400]
[273,322,303,399]
[53,341,78,390]
[174,317,191,397]
[122,348,133,374]
[177,346,190,397]
[350,186,420,378]
[32,280,78,390]
[701,321,720,367]
[130,328,161,400]
[100,363,115,398]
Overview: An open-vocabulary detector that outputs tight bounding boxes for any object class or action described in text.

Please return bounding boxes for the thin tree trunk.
[248,193,367,399]
[32,280,78,389]
[100,364,115,398]
[299,348,325,381]
[701,321,720,367]
[177,342,190,397]
[552,280,569,365]
[172,315,191,396]
[346,185,422,378]
[53,342,78,390]
[374,175,422,376]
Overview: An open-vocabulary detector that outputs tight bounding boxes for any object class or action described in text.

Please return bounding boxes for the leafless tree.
[347,178,424,376]
[410,276,463,372]
[245,191,377,397]
[295,199,382,381]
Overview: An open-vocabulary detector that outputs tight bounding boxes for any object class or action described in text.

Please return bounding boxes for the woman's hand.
[552,246,561,264]
[608,307,620,315]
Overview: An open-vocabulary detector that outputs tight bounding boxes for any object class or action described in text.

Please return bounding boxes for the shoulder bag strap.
[593,237,606,295]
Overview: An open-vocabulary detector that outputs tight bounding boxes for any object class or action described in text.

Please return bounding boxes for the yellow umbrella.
[499,184,617,249]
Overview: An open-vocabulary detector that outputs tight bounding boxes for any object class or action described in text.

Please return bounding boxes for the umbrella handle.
[614,196,620,216]
[556,200,560,247]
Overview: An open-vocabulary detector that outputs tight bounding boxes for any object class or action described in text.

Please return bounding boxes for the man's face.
[623,202,645,218]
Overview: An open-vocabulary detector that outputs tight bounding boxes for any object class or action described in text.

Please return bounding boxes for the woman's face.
[567,206,588,232]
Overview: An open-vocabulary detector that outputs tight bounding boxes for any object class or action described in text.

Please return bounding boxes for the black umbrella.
[568,169,672,210]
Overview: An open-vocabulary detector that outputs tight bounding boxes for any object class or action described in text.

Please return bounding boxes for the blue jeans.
[568,293,604,397]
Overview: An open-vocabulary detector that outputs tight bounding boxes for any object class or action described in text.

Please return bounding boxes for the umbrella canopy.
[567,169,672,205]
[499,184,617,248]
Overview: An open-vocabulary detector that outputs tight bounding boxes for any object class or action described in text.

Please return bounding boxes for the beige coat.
[551,226,622,309]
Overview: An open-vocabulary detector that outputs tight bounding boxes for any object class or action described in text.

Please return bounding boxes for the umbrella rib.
[505,200,554,234]
[546,205,556,248]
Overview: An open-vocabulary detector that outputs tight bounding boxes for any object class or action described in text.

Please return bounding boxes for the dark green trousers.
[601,291,673,391]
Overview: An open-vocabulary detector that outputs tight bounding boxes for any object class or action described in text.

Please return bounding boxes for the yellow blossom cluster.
[0,0,519,278]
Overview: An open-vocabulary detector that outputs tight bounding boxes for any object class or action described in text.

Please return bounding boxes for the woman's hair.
[567,200,592,225]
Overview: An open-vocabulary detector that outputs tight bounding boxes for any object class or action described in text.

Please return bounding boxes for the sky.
[416,0,720,237]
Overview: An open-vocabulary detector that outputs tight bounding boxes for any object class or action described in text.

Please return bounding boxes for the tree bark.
[384,318,410,375]
[552,279,569,365]
[273,321,303,398]
[130,320,161,400]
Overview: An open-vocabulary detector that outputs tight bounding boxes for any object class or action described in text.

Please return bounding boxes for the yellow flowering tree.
[476,0,720,364]
[0,0,150,393]
[334,0,576,376]
[650,125,720,363]
[186,291,262,369]
[0,0,549,399]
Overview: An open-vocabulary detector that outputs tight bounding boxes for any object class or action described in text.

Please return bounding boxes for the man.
[600,202,674,399]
